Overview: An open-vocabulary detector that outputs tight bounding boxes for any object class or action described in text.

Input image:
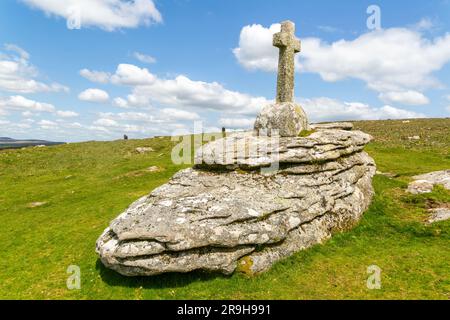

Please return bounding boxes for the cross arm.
[273,32,289,48]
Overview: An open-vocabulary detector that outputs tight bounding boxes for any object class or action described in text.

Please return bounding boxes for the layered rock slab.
[196,129,371,169]
[97,129,376,276]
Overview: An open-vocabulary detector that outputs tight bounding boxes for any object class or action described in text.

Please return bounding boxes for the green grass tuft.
[298,129,316,137]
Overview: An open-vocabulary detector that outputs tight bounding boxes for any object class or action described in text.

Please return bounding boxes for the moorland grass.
[0,119,449,299]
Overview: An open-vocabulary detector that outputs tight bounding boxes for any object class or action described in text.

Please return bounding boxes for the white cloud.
[21,0,162,31]
[112,97,130,108]
[68,122,83,128]
[160,108,200,120]
[378,90,430,106]
[219,117,255,129]
[90,109,208,138]
[417,18,433,30]
[81,64,156,87]
[38,119,58,129]
[78,88,110,103]
[16,123,32,129]
[446,105,450,113]
[0,120,31,130]
[0,95,80,124]
[79,69,110,83]
[39,119,57,126]
[133,52,156,64]
[56,110,79,118]
[98,111,160,123]
[0,44,68,94]
[131,74,270,115]
[300,97,426,122]
[106,63,270,114]
[375,105,426,119]
[412,18,435,31]
[126,93,151,107]
[91,113,175,136]
[233,23,450,104]
[22,111,33,117]
[94,118,119,127]
[301,29,450,93]
[233,23,281,72]
[0,95,55,112]
[112,94,151,109]
[111,64,155,86]
[97,109,200,124]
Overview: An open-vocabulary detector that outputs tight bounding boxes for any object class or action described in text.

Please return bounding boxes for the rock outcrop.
[407,170,450,194]
[96,127,376,276]
[96,20,376,277]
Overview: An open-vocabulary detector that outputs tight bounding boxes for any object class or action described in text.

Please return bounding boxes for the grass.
[0,118,449,300]
[298,129,316,137]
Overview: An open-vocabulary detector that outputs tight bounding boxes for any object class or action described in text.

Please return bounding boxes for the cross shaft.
[273,21,301,103]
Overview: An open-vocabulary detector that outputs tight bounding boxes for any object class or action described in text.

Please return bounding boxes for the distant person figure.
[222,127,226,137]
[124,134,128,140]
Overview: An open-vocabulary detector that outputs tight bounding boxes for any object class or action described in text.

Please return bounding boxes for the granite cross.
[273,20,301,104]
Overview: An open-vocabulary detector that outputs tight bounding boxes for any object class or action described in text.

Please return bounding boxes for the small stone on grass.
[27,202,47,208]
[135,147,154,154]
[428,208,450,224]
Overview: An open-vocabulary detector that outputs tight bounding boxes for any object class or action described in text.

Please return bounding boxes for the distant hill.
[0,137,65,150]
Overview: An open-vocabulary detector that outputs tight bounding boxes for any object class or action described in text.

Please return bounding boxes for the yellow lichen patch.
[294,105,303,114]
[235,168,251,175]
[236,255,255,276]
[298,129,317,137]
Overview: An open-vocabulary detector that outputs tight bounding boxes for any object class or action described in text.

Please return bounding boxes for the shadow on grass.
[96,259,231,289]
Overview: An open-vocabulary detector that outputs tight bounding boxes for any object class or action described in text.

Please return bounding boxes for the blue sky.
[1,0,450,142]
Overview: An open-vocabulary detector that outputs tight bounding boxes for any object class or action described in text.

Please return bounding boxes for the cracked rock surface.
[407,170,450,194]
[428,208,450,224]
[97,127,376,276]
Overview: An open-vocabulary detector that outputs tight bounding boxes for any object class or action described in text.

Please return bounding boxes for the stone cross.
[273,20,301,103]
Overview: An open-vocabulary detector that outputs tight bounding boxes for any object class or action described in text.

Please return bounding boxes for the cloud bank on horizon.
[1,0,449,141]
